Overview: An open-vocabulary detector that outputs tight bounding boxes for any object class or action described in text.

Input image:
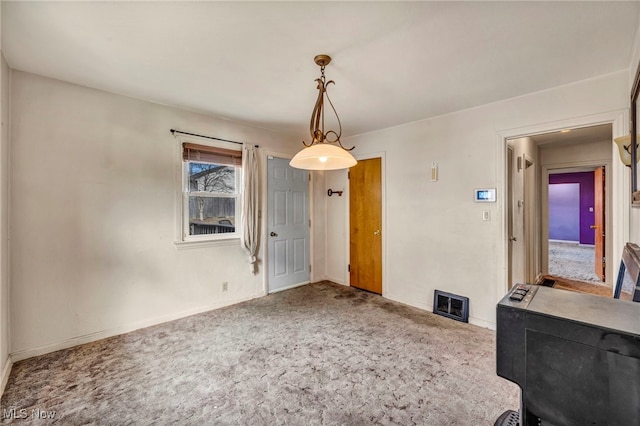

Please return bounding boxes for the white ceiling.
[530,123,613,147]
[3,1,639,140]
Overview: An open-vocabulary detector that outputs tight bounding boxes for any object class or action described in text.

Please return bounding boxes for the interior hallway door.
[267,157,309,293]
[349,157,382,294]
[507,146,515,290]
[510,153,527,286]
[593,166,605,281]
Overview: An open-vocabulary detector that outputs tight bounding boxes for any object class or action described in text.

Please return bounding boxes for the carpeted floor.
[548,241,603,283]
[0,282,519,425]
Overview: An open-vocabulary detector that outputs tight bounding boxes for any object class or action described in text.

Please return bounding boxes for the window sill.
[174,238,240,250]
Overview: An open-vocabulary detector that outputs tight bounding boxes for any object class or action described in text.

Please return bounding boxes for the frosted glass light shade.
[289,143,357,170]
[614,135,639,166]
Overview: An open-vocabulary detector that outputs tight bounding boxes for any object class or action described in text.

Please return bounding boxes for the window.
[182,142,242,241]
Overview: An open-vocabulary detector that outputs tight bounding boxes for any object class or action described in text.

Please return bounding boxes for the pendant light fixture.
[290,55,357,170]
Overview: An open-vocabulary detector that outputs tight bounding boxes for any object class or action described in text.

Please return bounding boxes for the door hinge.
[309,218,311,227]
[309,264,312,273]
[348,171,350,180]
[308,174,311,181]
[348,264,351,272]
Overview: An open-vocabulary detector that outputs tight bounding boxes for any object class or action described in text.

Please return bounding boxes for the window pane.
[188,196,236,235]
[188,162,236,194]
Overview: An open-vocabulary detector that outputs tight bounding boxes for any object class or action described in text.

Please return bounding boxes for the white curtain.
[241,144,259,273]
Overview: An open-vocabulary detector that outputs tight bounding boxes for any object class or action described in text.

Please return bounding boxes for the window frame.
[178,140,243,244]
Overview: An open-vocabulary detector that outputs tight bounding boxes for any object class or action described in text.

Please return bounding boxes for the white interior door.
[510,153,526,286]
[507,146,514,290]
[267,157,310,293]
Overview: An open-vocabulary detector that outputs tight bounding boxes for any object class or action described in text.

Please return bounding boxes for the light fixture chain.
[300,55,354,151]
[321,65,326,139]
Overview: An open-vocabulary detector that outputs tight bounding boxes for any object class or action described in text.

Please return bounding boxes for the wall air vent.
[433,290,469,323]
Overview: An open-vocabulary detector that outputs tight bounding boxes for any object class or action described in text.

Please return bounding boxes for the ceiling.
[3,1,639,140]
[530,123,613,147]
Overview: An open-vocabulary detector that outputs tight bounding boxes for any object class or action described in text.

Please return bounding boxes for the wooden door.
[267,157,310,293]
[349,158,382,294]
[593,167,605,281]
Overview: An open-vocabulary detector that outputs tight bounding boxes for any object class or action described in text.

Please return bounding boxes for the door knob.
[509,236,517,241]
[270,232,278,237]
[590,225,598,229]
[373,230,381,236]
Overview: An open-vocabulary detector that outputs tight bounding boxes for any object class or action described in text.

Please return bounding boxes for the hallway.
[548,241,603,283]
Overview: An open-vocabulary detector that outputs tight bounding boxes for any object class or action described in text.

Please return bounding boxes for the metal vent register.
[433,290,469,322]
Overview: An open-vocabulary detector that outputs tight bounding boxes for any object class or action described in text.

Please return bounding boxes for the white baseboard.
[0,355,13,397]
[468,316,496,330]
[11,293,265,362]
[384,293,496,330]
[268,281,309,294]
[325,276,347,286]
[385,292,431,311]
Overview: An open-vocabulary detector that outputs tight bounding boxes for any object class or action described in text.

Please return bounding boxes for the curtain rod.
[170,129,258,148]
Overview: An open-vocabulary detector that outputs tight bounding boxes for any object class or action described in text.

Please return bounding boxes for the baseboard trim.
[0,355,13,397]
[311,277,348,286]
[325,276,347,286]
[468,316,496,330]
[384,293,431,312]
[11,293,265,362]
[384,293,496,330]
[268,281,309,294]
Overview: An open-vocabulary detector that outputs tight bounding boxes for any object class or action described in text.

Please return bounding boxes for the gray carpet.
[1,282,519,425]
[548,241,603,283]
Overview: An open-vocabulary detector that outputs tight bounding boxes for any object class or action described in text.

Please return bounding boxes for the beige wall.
[318,71,628,328]
[0,54,10,390]
[0,0,11,391]
[9,71,298,359]
[310,170,327,282]
[539,139,613,166]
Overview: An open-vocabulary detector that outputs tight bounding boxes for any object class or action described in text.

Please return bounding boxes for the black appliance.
[495,284,640,425]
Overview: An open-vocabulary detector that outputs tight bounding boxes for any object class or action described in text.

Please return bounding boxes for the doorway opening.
[507,123,614,297]
[547,168,605,284]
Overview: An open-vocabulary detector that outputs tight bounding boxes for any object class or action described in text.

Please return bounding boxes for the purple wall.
[549,183,580,241]
[548,172,595,245]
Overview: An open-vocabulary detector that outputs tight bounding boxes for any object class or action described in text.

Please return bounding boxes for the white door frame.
[496,110,629,300]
